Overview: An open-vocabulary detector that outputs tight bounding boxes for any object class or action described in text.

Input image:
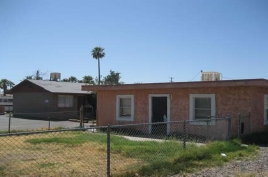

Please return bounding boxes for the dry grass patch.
[0,131,141,177]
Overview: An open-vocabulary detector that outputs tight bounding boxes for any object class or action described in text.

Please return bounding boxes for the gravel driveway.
[174,147,268,177]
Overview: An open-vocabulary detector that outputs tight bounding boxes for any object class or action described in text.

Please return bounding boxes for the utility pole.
[170,77,174,83]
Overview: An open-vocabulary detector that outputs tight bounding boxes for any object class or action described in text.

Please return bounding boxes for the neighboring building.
[8,79,94,120]
[82,79,268,138]
[0,94,13,112]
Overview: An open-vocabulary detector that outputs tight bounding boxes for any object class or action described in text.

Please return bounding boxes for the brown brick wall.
[96,86,267,137]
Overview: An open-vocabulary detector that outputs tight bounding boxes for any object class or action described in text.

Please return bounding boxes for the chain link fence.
[0,116,233,177]
[0,110,96,133]
[0,127,107,177]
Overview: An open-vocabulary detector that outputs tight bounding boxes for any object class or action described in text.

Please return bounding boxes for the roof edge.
[81,78,268,91]
[8,79,50,94]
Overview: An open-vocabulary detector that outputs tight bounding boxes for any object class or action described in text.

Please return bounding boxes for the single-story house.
[8,79,95,120]
[82,79,268,138]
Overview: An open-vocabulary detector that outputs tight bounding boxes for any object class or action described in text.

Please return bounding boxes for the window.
[8,99,13,102]
[264,95,268,125]
[194,97,211,119]
[116,95,134,121]
[58,95,74,108]
[190,94,216,124]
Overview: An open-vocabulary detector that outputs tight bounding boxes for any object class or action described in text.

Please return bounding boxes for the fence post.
[206,118,209,142]
[79,106,83,128]
[48,117,51,130]
[8,112,11,133]
[238,113,241,139]
[107,124,111,177]
[183,120,186,149]
[82,108,84,128]
[227,114,231,140]
[248,112,251,134]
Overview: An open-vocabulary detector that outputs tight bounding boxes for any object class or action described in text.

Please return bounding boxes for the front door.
[151,97,167,135]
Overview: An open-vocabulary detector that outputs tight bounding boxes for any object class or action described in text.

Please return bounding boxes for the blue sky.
[0,0,268,84]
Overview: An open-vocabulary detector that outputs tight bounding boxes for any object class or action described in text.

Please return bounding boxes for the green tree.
[0,79,15,95]
[91,47,105,85]
[94,76,104,85]
[61,76,78,83]
[68,76,78,83]
[103,70,123,85]
[61,78,69,82]
[25,76,33,79]
[82,75,95,84]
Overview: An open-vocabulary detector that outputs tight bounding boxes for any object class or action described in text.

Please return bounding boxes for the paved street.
[0,114,91,132]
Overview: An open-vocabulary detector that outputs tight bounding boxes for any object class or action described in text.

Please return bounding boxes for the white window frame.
[58,95,74,108]
[189,94,216,125]
[116,95,134,121]
[264,95,268,125]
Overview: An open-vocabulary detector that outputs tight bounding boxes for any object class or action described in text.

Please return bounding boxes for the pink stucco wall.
[95,86,268,137]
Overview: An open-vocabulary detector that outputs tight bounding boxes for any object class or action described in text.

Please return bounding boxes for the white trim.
[189,94,216,125]
[148,94,171,134]
[116,95,134,121]
[264,95,268,125]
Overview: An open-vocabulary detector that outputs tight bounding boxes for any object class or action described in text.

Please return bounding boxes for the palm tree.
[91,47,105,85]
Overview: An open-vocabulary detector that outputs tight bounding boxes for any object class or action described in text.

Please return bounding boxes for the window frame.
[189,94,216,125]
[264,95,268,125]
[57,95,74,108]
[116,95,134,121]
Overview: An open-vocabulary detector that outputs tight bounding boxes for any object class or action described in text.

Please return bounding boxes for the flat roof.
[82,79,268,91]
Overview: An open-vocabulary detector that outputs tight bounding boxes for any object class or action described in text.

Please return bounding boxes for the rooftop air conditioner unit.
[201,72,221,81]
[50,72,61,81]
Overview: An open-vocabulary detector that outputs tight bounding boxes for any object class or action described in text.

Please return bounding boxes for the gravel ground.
[173,147,268,177]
